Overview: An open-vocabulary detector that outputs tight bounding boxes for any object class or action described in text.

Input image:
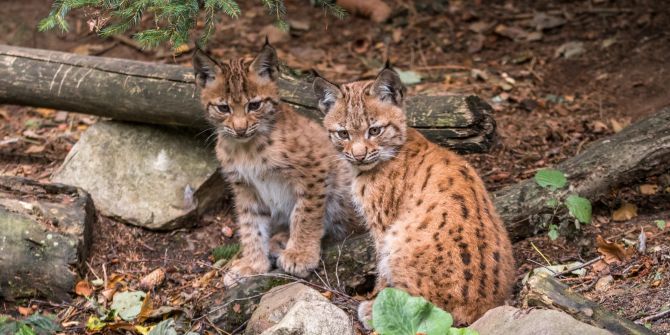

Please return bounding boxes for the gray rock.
[53,121,226,230]
[246,283,353,335]
[0,176,94,301]
[471,306,612,335]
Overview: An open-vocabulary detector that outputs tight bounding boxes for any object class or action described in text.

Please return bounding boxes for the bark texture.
[522,272,654,335]
[494,107,670,241]
[0,45,495,153]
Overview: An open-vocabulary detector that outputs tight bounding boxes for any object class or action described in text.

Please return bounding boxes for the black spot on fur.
[451,194,469,219]
[460,250,471,265]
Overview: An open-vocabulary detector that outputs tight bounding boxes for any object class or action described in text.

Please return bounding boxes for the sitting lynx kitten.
[313,66,515,325]
[193,42,358,285]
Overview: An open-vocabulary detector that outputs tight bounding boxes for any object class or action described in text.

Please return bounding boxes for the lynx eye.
[368,126,383,137]
[336,130,350,140]
[215,104,231,114]
[247,101,261,111]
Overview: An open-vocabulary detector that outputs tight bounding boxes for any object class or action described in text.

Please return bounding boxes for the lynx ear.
[371,67,405,106]
[313,77,342,114]
[193,49,219,88]
[249,42,279,81]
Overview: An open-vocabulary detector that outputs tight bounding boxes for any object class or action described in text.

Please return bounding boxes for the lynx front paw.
[223,258,270,288]
[357,300,374,330]
[277,247,319,277]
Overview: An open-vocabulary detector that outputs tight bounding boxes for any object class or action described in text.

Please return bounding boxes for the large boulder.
[471,306,612,335]
[0,176,94,301]
[52,121,227,230]
[246,283,353,335]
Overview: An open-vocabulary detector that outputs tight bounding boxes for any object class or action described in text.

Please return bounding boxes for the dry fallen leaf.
[639,184,659,195]
[612,203,638,221]
[322,290,334,300]
[136,292,154,322]
[18,306,33,316]
[34,107,55,118]
[596,235,635,264]
[232,303,241,313]
[140,268,166,290]
[75,280,94,297]
[222,226,234,238]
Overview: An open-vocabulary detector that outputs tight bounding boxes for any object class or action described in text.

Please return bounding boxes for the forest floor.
[1,0,670,334]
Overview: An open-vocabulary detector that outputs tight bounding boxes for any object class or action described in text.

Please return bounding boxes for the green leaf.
[212,243,240,262]
[545,198,559,208]
[565,194,592,224]
[449,328,480,335]
[111,291,146,321]
[397,70,422,85]
[86,316,106,332]
[656,220,667,230]
[534,169,567,190]
[547,225,559,241]
[23,313,61,334]
[372,288,453,335]
[416,306,453,335]
[17,324,36,335]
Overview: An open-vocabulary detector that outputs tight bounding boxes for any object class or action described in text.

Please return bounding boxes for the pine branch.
[38,0,348,49]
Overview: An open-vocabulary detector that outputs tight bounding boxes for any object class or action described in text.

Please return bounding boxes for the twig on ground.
[530,241,553,266]
[553,256,603,277]
[636,308,670,324]
[526,258,557,275]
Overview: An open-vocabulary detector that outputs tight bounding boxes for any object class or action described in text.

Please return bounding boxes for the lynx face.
[313,68,408,171]
[193,44,281,141]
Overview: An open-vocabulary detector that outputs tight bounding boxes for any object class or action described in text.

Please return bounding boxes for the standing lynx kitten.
[193,42,358,285]
[313,66,515,325]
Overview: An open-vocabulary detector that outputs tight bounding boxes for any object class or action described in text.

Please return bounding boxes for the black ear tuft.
[371,67,405,106]
[250,43,279,81]
[313,77,342,114]
[192,49,218,88]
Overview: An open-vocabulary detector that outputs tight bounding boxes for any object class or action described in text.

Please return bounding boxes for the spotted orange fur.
[314,67,515,325]
[193,43,359,285]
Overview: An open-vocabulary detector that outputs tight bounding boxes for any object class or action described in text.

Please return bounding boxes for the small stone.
[595,275,614,292]
[246,283,353,335]
[471,306,612,335]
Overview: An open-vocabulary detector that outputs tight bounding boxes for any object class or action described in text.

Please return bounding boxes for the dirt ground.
[1,0,669,334]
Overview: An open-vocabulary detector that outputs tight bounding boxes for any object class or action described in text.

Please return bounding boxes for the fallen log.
[522,272,653,335]
[494,107,670,241]
[0,45,495,153]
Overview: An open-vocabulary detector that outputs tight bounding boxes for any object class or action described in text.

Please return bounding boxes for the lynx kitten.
[313,65,515,325]
[193,42,358,285]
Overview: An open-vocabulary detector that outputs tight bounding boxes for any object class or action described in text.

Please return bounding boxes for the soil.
[1,0,669,334]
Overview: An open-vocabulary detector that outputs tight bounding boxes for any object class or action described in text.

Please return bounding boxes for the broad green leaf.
[565,195,592,224]
[547,225,559,241]
[545,198,559,208]
[656,220,666,230]
[111,291,147,321]
[449,328,480,335]
[372,288,425,334]
[416,305,453,335]
[86,316,106,332]
[534,169,567,190]
[397,70,422,85]
[372,288,454,335]
[212,243,240,262]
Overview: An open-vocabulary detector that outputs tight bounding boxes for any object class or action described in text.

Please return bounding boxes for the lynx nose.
[234,127,247,136]
[351,143,367,162]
